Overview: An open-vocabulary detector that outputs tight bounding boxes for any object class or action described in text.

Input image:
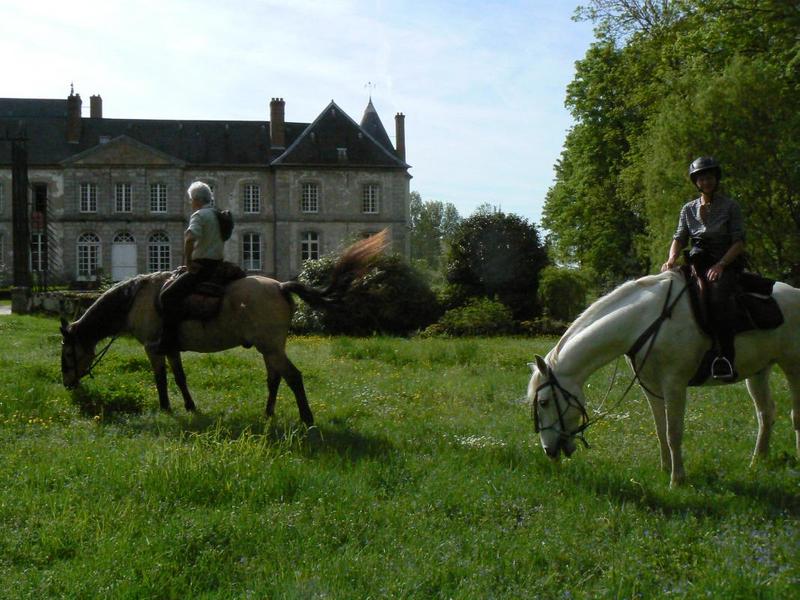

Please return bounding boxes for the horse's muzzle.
[543,436,576,459]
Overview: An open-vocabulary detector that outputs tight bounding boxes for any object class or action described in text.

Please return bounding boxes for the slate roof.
[360,98,394,153]
[273,101,408,169]
[0,97,408,170]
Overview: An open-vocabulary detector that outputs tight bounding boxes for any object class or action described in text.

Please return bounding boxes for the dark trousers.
[158,259,220,349]
[690,253,739,366]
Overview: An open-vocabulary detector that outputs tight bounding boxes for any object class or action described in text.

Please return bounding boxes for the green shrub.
[292,253,441,336]
[423,297,515,337]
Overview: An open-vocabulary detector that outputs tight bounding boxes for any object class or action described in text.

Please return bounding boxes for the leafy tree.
[409,191,461,270]
[546,0,800,283]
[537,266,590,322]
[443,210,548,320]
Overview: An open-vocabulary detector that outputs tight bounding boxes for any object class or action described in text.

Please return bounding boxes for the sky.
[0,0,596,226]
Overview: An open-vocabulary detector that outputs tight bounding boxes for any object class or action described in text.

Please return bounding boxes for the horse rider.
[152,181,224,354]
[661,156,745,381]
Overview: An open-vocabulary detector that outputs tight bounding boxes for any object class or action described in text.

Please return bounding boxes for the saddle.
[158,261,247,320]
[680,265,784,385]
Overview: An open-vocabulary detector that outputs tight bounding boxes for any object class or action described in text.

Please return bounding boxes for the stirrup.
[711,356,735,381]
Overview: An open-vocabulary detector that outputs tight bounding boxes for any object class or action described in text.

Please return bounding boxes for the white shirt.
[187,206,224,260]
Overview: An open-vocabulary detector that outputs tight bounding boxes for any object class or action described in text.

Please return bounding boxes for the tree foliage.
[546,0,800,284]
[409,191,462,271]
[443,210,548,320]
[537,266,590,322]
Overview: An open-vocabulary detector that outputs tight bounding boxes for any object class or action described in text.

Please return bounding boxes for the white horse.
[527,269,800,487]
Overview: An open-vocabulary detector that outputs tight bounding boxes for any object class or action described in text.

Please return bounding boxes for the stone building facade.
[0,91,410,285]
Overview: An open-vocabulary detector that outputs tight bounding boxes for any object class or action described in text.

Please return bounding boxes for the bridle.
[532,369,590,449]
[62,332,118,382]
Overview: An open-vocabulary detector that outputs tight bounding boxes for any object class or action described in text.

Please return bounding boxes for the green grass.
[0,314,797,598]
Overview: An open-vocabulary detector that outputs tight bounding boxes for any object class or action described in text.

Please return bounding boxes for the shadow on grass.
[70,385,144,418]
[555,454,800,519]
[87,401,396,462]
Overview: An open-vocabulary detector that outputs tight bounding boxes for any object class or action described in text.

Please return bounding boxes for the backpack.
[214,208,234,241]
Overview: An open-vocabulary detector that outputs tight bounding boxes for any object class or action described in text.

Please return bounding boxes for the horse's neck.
[73,277,147,345]
[554,285,666,385]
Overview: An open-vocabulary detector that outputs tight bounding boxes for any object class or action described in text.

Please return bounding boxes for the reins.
[84,335,119,378]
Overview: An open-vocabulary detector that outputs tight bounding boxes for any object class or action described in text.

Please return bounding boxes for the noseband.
[533,370,590,448]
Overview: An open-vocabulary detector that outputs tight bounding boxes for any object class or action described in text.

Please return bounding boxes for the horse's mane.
[549,271,676,364]
[73,273,160,343]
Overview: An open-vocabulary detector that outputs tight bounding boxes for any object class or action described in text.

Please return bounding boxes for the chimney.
[395,112,406,161]
[90,94,103,118]
[66,91,82,143]
[270,98,285,148]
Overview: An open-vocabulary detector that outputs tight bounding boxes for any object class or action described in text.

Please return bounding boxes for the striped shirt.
[673,194,744,260]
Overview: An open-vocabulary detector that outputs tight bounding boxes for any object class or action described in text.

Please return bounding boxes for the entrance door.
[111,232,137,281]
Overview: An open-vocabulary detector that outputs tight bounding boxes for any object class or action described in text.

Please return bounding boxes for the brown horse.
[60,230,388,424]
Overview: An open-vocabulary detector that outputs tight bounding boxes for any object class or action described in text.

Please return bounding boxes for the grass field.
[0,313,797,598]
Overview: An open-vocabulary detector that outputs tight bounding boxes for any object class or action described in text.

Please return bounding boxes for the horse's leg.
[167,352,196,412]
[745,367,775,466]
[146,350,171,411]
[781,366,800,457]
[663,386,688,487]
[261,353,281,418]
[262,350,313,426]
[643,391,670,473]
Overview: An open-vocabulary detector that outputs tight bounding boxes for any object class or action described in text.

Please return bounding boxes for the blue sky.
[1,0,596,226]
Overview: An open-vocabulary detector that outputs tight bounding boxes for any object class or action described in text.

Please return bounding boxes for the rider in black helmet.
[661,156,745,381]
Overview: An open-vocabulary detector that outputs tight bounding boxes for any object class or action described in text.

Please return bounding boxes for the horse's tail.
[279,228,390,310]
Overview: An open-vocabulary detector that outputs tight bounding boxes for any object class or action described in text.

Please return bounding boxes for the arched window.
[77,232,100,279]
[148,232,171,272]
[113,231,135,244]
[242,232,262,271]
[300,231,319,261]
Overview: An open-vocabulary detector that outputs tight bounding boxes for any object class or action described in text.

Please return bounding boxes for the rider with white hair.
[661,156,745,381]
[152,181,225,354]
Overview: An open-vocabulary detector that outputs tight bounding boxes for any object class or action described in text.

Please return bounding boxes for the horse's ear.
[534,354,549,375]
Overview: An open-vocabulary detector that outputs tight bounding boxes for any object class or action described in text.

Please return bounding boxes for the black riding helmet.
[689,156,722,186]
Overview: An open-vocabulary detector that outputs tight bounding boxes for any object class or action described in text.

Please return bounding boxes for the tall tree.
[444,210,548,319]
[546,0,800,283]
[409,191,462,270]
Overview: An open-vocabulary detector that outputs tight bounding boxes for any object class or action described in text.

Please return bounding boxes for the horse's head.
[527,354,589,459]
[60,318,95,389]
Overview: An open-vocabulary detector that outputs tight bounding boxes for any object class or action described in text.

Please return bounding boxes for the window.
[242,232,262,271]
[301,183,319,213]
[301,231,319,261]
[30,233,46,272]
[79,182,98,212]
[148,232,171,272]
[115,183,132,212]
[113,231,135,244]
[0,182,4,214]
[362,184,380,214]
[150,183,168,213]
[77,233,100,279]
[243,184,261,214]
